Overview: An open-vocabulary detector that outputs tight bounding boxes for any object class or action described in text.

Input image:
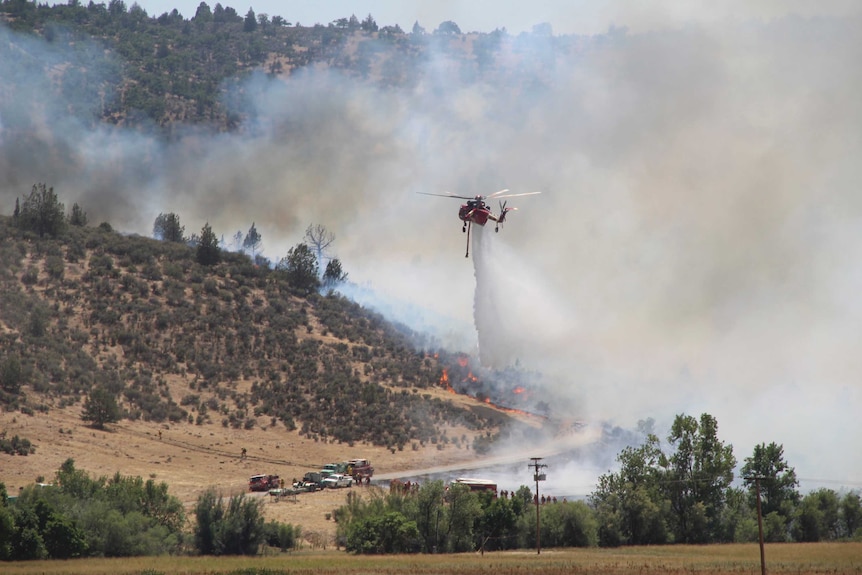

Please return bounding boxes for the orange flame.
[439,369,456,394]
[513,386,526,394]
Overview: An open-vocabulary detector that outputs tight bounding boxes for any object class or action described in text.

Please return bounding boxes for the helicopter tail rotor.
[495,200,517,232]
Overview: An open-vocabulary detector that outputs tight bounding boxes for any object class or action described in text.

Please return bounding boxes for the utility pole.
[528,457,547,555]
[746,475,767,575]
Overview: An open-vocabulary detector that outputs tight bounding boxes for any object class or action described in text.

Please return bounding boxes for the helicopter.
[418,189,541,257]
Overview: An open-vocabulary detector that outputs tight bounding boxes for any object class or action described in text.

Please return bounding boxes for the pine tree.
[323,258,348,287]
[81,387,121,429]
[196,222,221,266]
[17,183,66,237]
[68,202,88,226]
[153,212,185,242]
[277,243,319,294]
[242,222,262,258]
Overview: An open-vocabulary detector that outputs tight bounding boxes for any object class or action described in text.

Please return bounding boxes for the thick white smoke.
[472,224,573,370]
[3,11,862,492]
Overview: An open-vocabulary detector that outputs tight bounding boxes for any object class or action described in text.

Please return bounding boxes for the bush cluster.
[336,481,596,554]
[0,435,34,456]
[0,459,184,560]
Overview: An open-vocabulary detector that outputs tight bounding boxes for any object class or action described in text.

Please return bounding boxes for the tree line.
[11,184,349,294]
[334,413,862,553]
[0,459,297,560]
[1,0,571,130]
[152,211,348,292]
[2,413,860,561]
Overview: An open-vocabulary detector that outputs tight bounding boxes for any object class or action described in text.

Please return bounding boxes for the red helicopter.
[419,189,541,257]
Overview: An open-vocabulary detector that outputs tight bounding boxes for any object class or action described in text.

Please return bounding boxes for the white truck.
[322,473,353,488]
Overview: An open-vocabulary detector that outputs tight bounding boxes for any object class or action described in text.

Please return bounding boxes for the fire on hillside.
[434,354,546,421]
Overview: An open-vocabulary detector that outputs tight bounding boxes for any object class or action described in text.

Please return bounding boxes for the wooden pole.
[529,457,546,555]
[535,470,541,555]
[755,476,767,575]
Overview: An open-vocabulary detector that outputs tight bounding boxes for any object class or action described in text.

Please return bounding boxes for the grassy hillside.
[0,214,507,456]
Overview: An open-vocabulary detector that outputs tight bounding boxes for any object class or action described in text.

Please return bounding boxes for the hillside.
[0,213,550,543]
[0,4,572,546]
[0,1,588,130]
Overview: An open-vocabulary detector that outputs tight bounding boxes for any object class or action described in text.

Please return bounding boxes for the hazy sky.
[5,2,862,494]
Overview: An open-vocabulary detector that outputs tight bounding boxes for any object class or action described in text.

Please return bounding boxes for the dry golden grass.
[2,543,861,575]
[0,400,484,545]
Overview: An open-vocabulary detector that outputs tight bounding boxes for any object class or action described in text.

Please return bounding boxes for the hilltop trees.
[435,20,462,35]
[303,223,349,287]
[243,8,257,32]
[277,243,319,294]
[196,222,221,266]
[304,223,335,273]
[68,203,88,227]
[242,222,262,258]
[15,183,66,238]
[323,258,348,287]
[153,212,185,242]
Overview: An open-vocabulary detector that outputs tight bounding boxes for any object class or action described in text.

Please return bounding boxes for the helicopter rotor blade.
[417,192,474,200]
[487,188,511,198]
[492,191,542,199]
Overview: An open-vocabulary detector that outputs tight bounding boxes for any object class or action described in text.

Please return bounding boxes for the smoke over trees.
[68,202,88,227]
[15,183,65,238]
[242,222,262,258]
[323,258,348,287]
[304,224,335,276]
[153,212,185,242]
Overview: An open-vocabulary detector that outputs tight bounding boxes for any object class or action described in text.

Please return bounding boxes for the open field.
[0,389,494,545]
[2,543,861,575]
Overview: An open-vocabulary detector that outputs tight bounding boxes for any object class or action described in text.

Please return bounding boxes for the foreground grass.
[3,543,861,575]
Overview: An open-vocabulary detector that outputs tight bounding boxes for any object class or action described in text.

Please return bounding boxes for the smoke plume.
[3,12,862,491]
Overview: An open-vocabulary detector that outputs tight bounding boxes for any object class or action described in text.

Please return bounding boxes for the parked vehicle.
[293,471,324,492]
[320,463,345,478]
[320,459,374,482]
[322,473,353,488]
[347,458,374,481]
[249,474,280,492]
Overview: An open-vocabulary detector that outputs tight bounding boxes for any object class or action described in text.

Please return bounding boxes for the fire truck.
[454,478,498,497]
[248,474,280,492]
[347,458,374,481]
